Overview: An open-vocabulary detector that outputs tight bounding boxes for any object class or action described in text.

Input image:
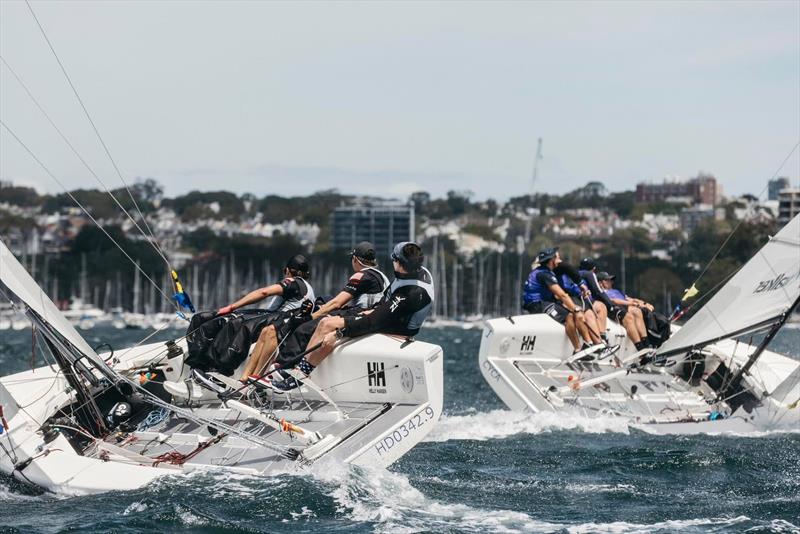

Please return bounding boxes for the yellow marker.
[682,284,699,301]
[171,270,184,293]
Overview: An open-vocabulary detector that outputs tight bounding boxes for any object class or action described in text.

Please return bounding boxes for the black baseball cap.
[536,247,559,265]
[579,257,596,271]
[596,271,616,281]
[349,241,376,262]
[286,254,310,275]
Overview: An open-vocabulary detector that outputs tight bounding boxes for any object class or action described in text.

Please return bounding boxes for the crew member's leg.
[574,311,596,345]
[620,309,641,344]
[564,314,581,350]
[593,301,608,332]
[241,325,278,380]
[629,307,647,339]
[305,315,346,367]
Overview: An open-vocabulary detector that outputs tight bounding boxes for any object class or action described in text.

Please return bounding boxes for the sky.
[1,1,798,201]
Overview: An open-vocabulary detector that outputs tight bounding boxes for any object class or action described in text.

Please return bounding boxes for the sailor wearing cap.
[522,247,601,354]
[578,257,615,336]
[269,241,435,393]
[240,242,392,381]
[217,254,315,316]
[597,272,653,351]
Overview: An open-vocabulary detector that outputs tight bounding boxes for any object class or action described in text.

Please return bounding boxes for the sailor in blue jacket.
[523,247,603,354]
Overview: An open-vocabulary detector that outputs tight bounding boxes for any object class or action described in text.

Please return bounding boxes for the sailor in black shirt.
[270,241,434,392]
[253,242,390,377]
[579,257,615,337]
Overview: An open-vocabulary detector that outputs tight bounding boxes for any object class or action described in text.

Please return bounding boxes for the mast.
[440,240,448,318]
[476,254,485,317]
[451,257,459,319]
[103,279,111,311]
[515,236,524,315]
[524,138,543,245]
[132,261,141,314]
[80,253,88,302]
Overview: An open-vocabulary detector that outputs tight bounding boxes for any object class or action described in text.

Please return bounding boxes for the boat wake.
[2,462,797,533]
[423,409,631,442]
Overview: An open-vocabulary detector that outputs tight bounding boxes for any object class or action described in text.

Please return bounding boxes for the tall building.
[635,174,720,205]
[330,201,415,261]
[768,177,790,201]
[777,188,800,226]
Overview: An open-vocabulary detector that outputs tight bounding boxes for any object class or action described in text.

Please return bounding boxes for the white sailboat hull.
[478,314,799,435]
[0,333,443,495]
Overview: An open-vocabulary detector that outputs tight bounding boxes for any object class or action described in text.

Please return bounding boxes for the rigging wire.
[0,119,176,308]
[686,141,799,294]
[0,54,174,276]
[23,0,173,283]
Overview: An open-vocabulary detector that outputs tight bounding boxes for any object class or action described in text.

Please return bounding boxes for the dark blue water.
[1,325,798,533]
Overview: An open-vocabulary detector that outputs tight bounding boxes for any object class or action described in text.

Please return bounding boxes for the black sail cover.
[185,307,311,375]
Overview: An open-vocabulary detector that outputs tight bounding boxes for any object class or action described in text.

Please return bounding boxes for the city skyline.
[1,1,799,201]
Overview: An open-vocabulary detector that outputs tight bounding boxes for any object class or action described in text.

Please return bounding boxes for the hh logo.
[520,335,536,352]
[368,361,386,387]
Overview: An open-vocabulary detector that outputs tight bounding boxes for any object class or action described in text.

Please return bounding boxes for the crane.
[524,138,543,244]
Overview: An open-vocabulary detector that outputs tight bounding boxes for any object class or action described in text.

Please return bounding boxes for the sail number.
[374,406,435,457]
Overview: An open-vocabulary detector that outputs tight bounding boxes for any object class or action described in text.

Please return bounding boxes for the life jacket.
[523,267,556,304]
[264,277,316,312]
[387,267,435,332]
[355,267,391,309]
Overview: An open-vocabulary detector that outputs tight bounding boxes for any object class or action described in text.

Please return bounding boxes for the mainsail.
[657,214,800,358]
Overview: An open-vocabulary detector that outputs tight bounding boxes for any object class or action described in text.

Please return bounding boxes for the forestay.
[657,214,800,358]
[0,239,103,365]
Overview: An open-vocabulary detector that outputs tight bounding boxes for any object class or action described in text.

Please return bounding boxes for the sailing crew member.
[597,271,652,350]
[555,260,604,346]
[269,241,434,393]
[240,242,389,381]
[522,247,601,354]
[216,254,315,374]
[217,254,315,317]
[579,257,615,336]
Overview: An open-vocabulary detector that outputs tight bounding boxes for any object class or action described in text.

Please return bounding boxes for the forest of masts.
[16,236,536,319]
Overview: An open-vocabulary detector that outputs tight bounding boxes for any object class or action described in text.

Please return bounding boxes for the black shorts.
[570,295,592,311]
[524,301,570,324]
[610,305,628,321]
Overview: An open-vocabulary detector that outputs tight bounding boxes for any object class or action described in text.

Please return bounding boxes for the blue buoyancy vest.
[523,267,556,305]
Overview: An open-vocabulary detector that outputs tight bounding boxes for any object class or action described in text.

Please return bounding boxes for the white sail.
[657,214,800,357]
[0,239,101,363]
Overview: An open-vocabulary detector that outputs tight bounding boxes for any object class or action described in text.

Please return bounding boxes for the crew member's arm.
[608,296,629,307]
[630,297,654,311]
[548,283,581,313]
[583,271,614,309]
[312,291,352,319]
[217,281,285,314]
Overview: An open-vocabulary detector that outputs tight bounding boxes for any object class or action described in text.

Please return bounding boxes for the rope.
[0,119,175,307]
[0,54,175,280]
[23,0,172,280]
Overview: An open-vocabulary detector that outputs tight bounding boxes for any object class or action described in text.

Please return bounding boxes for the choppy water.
[1,324,798,533]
